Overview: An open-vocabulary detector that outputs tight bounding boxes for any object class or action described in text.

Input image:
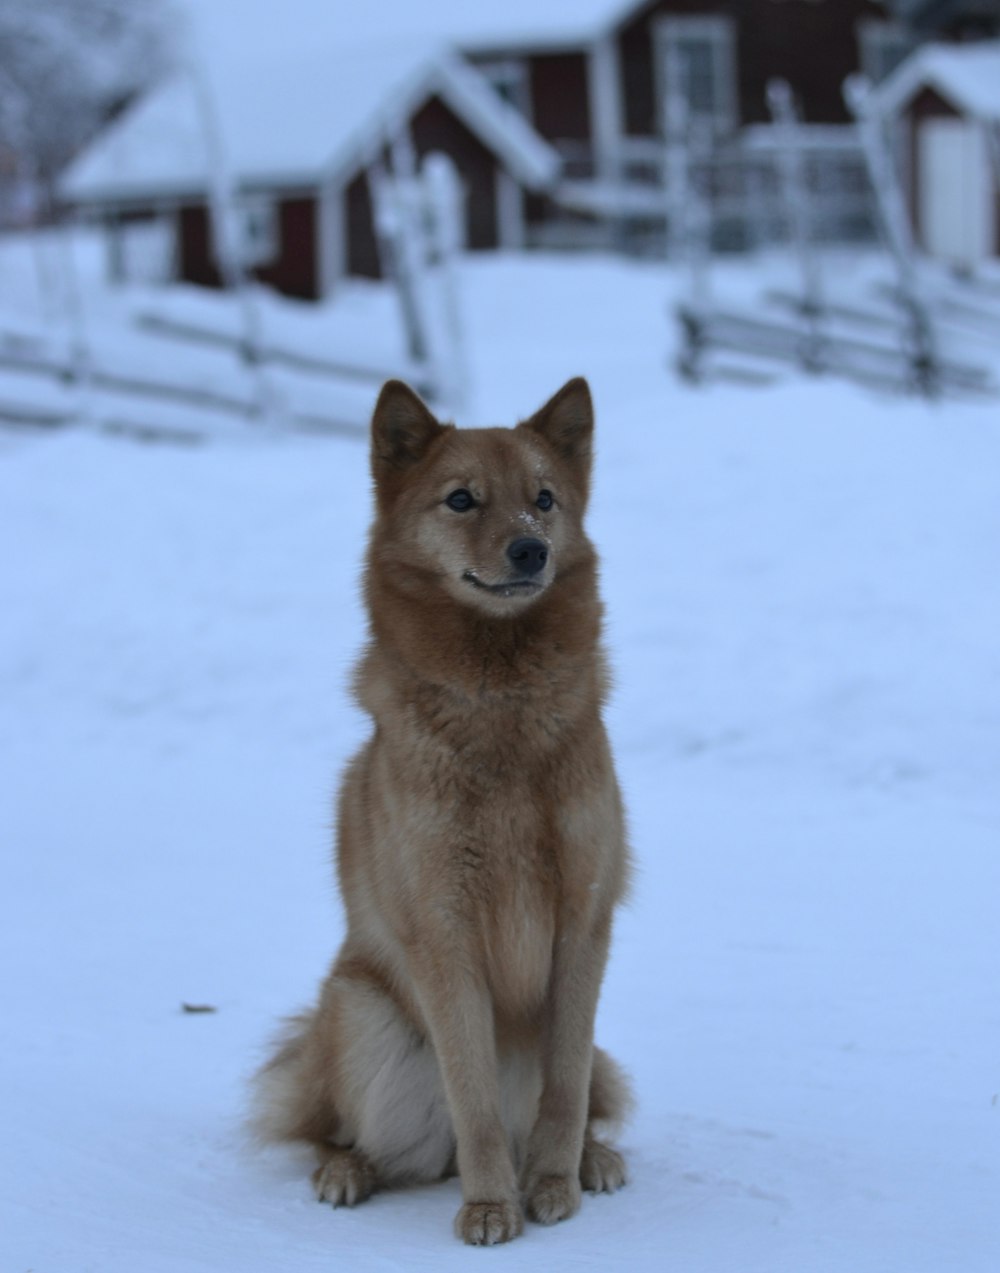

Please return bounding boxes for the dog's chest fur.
[357,640,614,1022]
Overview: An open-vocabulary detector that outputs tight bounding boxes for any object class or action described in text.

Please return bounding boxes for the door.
[918,116,996,265]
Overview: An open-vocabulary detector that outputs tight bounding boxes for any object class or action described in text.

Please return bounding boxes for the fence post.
[189,57,276,422]
[767,79,824,372]
[422,152,467,413]
[844,74,939,395]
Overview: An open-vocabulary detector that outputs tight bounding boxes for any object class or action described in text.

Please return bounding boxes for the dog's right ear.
[371,380,446,495]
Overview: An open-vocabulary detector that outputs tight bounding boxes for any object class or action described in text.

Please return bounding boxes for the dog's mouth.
[462,571,544,597]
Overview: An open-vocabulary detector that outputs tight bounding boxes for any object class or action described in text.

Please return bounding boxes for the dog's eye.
[445,489,475,512]
[536,490,554,511]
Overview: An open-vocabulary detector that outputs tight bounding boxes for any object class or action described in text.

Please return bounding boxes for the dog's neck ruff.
[365,561,603,702]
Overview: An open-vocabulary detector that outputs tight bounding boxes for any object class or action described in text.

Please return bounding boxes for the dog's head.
[369,378,594,616]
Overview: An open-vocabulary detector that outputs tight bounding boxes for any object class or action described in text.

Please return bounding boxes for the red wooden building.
[61,1,951,297]
[458,1,906,196]
[61,45,558,300]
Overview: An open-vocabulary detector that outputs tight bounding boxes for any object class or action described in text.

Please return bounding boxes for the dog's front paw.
[525,1174,582,1225]
[580,1138,627,1193]
[455,1200,524,1245]
[312,1148,377,1207]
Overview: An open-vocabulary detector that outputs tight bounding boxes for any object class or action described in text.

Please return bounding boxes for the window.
[477,58,532,120]
[119,214,175,284]
[237,195,279,267]
[858,20,915,85]
[655,16,738,135]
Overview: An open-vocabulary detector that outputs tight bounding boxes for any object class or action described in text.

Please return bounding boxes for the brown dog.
[253,377,631,1245]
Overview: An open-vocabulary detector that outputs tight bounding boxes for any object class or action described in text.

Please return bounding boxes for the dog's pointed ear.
[520,377,594,491]
[371,380,446,491]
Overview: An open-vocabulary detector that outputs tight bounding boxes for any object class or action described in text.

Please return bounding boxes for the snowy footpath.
[2,252,998,1271]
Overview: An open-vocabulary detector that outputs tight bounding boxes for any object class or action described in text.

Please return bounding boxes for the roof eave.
[62,169,327,209]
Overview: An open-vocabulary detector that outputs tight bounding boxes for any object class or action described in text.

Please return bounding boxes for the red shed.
[867,40,1000,263]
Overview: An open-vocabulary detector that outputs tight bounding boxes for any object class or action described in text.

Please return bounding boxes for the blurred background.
[2,0,1000,422]
[2,3,998,1271]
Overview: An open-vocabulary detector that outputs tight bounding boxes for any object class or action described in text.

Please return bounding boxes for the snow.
[870,39,1000,121]
[62,43,556,204]
[2,242,1000,1271]
[187,0,635,57]
[0,228,428,434]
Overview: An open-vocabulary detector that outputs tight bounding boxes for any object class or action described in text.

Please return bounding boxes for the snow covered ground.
[2,245,999,1271]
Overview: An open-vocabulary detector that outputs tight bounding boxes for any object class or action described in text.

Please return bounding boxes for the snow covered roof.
[62,43,559,206]
[188,0,641,57]
[338,0,638,51]
[865,39,1000,121]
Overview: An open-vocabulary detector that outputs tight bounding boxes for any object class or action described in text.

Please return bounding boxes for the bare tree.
[0,0,177,219]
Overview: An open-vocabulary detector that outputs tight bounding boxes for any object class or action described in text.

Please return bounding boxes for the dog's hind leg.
[252,1007,382,1207]
[313,1145,378,1207]
[579,1045,631,1194]
[252,958,455,1201]
[336,966,456,1188]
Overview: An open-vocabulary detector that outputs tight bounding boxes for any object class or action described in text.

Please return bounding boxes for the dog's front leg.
[521,921,611,1224]
[410,952,523,1245]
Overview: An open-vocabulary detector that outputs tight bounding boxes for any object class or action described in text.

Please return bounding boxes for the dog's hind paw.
[455,1200,524,1245]
[580,1137,627,1194]
[312,1147,377,1207]
[525,1174,582,1224]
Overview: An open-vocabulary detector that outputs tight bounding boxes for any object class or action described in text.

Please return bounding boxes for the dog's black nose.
[507,537,548,577]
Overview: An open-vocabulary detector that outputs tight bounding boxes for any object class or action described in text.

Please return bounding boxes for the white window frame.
[654,15,738,136]
[118,209,177,284]
[237,194,279,267]
[477,57,532,120]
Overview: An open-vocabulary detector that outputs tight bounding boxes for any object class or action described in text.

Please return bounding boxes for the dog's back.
[254,379,631,1245]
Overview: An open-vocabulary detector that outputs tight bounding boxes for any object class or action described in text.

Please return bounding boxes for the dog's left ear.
[520,377,594,495]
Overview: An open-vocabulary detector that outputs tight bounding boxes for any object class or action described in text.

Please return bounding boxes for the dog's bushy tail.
[249,1012,339,1148]
[589,1046,635,1139]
